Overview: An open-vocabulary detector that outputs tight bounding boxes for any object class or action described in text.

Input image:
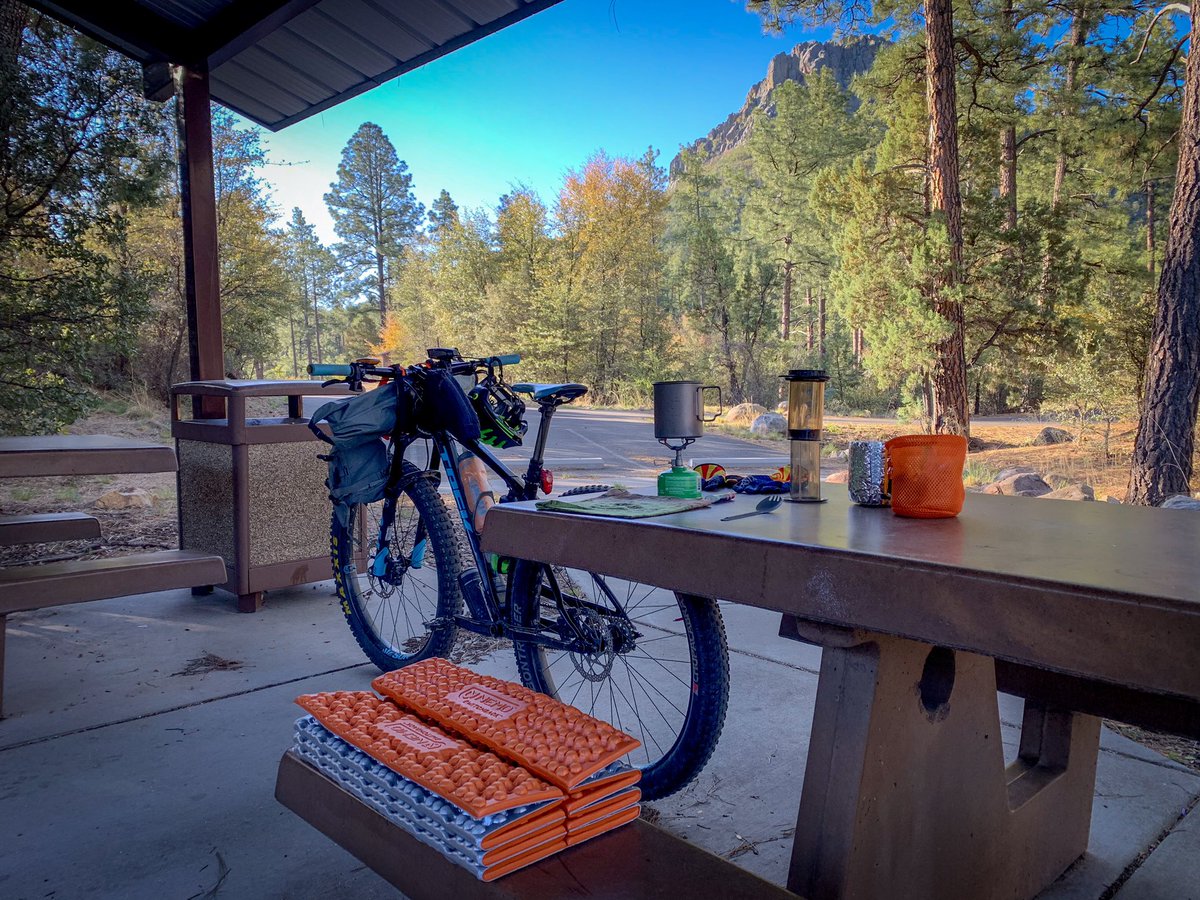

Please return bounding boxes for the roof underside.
[29,0,562,130]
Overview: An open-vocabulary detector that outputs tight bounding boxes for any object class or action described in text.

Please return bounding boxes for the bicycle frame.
[384,397,598,652]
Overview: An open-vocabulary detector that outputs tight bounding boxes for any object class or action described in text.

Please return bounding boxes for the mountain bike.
[308,350,730,800]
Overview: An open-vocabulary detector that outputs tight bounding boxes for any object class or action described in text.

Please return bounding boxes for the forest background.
[0,3,1187,458]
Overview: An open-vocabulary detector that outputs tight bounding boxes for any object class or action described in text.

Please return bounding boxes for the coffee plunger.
[782,370,829,502]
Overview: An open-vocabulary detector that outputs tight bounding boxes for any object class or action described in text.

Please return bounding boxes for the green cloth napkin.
[536,489,724,519]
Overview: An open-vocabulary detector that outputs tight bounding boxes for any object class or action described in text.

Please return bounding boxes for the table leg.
[788,632,1100,900]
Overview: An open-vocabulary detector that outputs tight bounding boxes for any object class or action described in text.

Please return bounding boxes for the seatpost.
[523,402,557,496]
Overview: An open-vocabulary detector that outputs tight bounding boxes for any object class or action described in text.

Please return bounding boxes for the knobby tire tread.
[331,462,462,672]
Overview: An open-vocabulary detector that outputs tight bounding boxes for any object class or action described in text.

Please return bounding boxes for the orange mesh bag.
[884,435,968,519]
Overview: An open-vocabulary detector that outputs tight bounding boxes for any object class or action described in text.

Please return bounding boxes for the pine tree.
[748,0,971,433]
[1128,3,1200,504]
[428,189,459,234]
[324,123,423,327]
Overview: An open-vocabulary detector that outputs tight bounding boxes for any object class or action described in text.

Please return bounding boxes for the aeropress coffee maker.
[783,370,829,503]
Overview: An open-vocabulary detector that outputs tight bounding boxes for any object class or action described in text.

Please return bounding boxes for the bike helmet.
[469,376,528,448]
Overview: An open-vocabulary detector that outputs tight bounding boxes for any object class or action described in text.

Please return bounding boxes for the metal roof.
[29,0,563,130]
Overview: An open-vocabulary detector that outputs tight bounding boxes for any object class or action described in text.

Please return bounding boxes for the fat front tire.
[331,461,462,671]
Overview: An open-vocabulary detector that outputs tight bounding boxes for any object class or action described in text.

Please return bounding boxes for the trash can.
[170,379,359,612]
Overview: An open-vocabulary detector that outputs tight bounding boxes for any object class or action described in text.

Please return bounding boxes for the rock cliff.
[669,36,887,179]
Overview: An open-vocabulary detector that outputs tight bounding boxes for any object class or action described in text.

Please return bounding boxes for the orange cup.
[884,435,968,519]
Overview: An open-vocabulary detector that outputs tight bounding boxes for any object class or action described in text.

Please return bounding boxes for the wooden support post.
[174,64,225,420]
[789,632,1099,900]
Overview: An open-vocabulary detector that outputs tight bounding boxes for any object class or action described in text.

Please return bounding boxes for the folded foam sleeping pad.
[294,672,641,881]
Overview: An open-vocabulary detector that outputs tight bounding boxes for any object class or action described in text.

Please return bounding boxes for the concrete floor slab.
[1,582,1197,898]
[1113,803,1199,900]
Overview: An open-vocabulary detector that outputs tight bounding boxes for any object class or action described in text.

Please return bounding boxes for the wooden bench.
[0,512,102,547]
[0,550,226,716]
[275,751,797,899]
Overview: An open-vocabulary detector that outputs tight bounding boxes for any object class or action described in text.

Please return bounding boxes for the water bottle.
[458,450,495,532]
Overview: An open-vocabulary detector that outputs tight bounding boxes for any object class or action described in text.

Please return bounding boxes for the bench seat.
[0,550,226,614]
[0,550,226,716]
[0,512,102,547]
[275,751,797,899]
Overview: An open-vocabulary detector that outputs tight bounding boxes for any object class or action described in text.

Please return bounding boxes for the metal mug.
[653,381,722,440]
[848,440,889,506]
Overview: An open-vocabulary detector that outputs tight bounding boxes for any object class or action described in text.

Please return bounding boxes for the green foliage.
[0,16,168,433]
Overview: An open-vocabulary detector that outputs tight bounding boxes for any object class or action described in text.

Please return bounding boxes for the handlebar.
[306,353,520,385]
[308,364,353,377]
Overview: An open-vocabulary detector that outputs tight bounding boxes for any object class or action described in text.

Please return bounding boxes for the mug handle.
[699,385,722,422]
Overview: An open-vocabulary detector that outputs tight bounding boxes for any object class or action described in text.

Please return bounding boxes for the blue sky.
[255,0,830,243]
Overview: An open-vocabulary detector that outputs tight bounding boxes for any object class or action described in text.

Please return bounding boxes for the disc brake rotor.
[567,606,639,682]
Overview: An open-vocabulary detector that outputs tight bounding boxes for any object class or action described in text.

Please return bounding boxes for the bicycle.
[308,349,730,799]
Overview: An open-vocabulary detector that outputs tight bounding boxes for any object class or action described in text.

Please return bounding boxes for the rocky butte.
[669,36,887,180]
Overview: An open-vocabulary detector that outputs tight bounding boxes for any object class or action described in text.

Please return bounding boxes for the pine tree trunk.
[818,291,827,358]
[1000,126,1017,230]
[1127,5,1200,506]
[805,286,814,352]
[999,0,1017,232]
[376,251,387,326]
[781,259,792,340]
[925,0,970,436]
[288,315,298,378]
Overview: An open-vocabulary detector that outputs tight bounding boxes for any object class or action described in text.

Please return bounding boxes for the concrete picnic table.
[480,486,1200,900]
[0,434,177,478]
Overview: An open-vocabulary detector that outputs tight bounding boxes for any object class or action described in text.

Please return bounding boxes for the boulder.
[722,403,769,427]
[1160,494,1200,510]
[1032,426,1074,446]
[994,466,1038,482]
[94,488,153,510]
[825,470,850,483]
[1038,483,1095,502]
[982,472,1052,497]
[749,412,787,437]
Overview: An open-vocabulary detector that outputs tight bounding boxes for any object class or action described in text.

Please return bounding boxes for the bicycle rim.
[332,468,461,670]
[511,563,730,800]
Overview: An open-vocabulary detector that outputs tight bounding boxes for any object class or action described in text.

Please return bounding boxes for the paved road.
[492,407,790,489]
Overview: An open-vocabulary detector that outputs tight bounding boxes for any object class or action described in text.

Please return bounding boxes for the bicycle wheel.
[510,562,730,800]
[331,460,462,671]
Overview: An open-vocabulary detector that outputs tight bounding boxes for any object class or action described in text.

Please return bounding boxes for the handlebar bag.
[416,368,482,444]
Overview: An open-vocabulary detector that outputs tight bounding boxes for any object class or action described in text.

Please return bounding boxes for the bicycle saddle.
[511,382,588,403]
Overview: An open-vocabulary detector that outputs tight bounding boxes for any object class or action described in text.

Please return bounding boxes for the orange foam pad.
[482,837,570,882]
[373,658,640,791]
[566,804,641,847]
[478,804,565,851]
[565,769,641,816]
[567,788,641,833]
[295,691,563,819]
[479,822,566,867]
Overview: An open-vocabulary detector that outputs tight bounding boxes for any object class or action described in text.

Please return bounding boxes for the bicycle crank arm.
[451,614,506,638]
